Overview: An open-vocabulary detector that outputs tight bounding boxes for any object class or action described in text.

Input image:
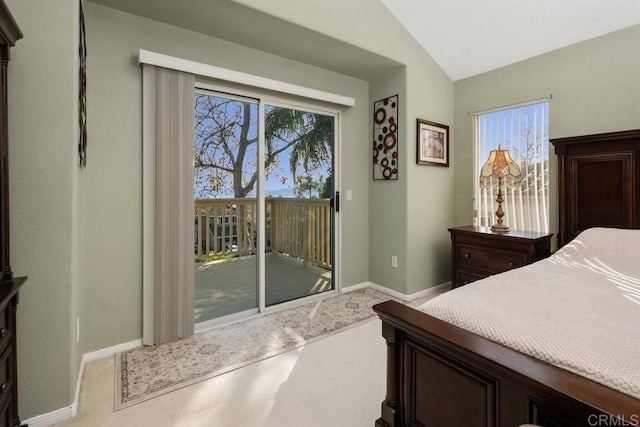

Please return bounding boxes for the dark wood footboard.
[373,300,639,427]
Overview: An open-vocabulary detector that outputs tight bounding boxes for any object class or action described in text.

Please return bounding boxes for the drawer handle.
[463,253,470,259]
[508,261,515,267]
[0,382,6,393]
[0,328,5,338]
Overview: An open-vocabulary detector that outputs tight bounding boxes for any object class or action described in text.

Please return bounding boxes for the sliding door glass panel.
[264,104,335,306]
[194,92,258,322]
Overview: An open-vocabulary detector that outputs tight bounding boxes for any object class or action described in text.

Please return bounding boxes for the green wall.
[11,0,638,419]
[453,23,640,235]
[6,0,83,417]
[5,0,455,417]
[84,3,373,351]
[236,0,456,295]
[369,70,409,294]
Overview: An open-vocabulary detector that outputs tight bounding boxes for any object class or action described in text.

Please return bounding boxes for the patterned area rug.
[115,288,395,410]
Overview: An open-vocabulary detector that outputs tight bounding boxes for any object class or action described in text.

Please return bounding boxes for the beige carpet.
[115,289,397,410]
[61,319,388,427]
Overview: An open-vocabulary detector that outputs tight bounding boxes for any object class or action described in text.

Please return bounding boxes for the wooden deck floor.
[194,253,332,323]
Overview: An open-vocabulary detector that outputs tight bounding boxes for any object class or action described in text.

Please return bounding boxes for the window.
[473,100,549,233]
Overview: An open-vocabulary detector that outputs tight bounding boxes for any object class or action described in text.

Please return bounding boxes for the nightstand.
[449,226,553,288]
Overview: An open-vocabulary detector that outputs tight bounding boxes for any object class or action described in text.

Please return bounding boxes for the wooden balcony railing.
[195,197,332,268]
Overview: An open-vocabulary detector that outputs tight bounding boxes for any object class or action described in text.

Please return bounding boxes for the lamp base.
[491,184,510,233]
[491,223,510,233]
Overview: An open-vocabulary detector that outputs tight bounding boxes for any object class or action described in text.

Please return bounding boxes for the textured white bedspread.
[418,227,640,399]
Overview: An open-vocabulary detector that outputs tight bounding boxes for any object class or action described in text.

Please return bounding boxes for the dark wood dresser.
[449,226,552,288]
[0,2,25,426]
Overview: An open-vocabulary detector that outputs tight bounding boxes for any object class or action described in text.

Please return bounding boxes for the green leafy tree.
[320,173,332,199]
[294,175,326,198]
[194,95,332,198]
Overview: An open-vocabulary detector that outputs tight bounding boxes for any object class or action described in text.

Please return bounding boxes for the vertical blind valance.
[143,65,195,345]
[138,49,355,108]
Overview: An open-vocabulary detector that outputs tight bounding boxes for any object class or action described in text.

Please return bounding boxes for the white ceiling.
[380,0,640,80]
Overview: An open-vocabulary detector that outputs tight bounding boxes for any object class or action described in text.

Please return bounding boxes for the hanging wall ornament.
[79,0,87,167]
[372,95,398,180]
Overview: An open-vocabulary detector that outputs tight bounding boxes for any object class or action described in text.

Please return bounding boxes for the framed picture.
[416,119,449,167]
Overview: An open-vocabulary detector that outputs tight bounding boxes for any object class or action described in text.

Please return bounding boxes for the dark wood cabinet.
[0,278,24,427]
[449,226,552,288]
[0,3,23,426]
[551,129,640,247]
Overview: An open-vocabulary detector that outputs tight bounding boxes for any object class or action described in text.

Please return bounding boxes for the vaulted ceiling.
[88,0,640,81]
[380,0,640,80]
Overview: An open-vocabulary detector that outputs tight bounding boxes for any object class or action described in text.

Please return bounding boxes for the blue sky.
[476,101,548,165]
[194,94,331,199]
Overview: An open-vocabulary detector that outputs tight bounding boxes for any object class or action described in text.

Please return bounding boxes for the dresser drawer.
[0,384,10,427]
[0,306,10,355]
[0,346,12,407]
[457,244,526,273]
[449,226,553,288]
[0,345,12,421]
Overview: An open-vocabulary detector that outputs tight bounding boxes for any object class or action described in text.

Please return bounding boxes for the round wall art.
[372,94,398,180]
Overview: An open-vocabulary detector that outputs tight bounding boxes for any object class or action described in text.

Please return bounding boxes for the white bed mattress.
[418,227,640,400]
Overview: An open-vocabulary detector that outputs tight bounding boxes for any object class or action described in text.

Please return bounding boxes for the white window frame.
[472,98,550,233]
[192,81,343,329]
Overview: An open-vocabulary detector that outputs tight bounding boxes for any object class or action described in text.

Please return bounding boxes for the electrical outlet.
[346,190,352,201]
[391,256,398,268]
[76,317,80,343]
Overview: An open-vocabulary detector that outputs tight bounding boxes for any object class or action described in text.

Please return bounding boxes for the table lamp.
[479,147,522,232]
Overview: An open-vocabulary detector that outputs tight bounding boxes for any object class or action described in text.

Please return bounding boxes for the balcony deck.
[195,253,332,323]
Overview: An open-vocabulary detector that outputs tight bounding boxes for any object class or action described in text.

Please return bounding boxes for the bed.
[374,129,640,427]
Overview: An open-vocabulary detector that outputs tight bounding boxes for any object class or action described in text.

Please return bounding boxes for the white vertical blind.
[143,64,196,345]
[473,100,549,233]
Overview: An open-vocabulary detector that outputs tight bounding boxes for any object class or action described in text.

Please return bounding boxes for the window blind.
[143,65,196,345]
[473,100,549,233]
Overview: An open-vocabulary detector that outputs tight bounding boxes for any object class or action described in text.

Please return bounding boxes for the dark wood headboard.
[551,129,640,247]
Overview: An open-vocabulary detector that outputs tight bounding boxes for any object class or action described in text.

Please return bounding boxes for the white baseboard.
[83,338,142,363]
[23,405,75,427]
[405,281,451,301]
[342,281,451,301]
[340,281,371,293]
[24,338,143,427]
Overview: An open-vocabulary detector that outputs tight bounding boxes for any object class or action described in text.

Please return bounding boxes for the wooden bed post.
[376,322,401,427]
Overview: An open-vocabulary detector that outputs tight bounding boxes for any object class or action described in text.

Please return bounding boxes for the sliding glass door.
[264,104,334,306]
[193,89,337,323]
[194,93,259,323]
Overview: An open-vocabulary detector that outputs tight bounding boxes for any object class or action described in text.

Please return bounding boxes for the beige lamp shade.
[479,148,522,189]
[479,147,522,232]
